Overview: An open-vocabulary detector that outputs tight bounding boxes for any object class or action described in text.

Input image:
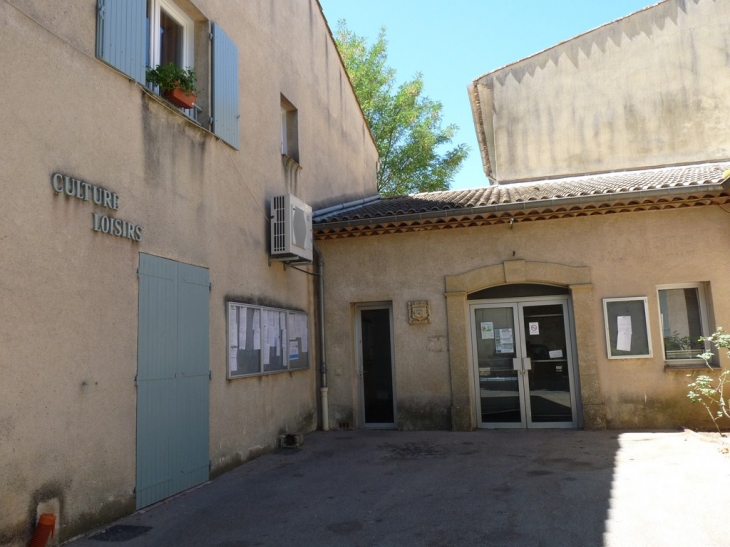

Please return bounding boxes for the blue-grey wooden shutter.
[96,0,147,83]
[136,254,178,508]
[212,23,240,149]
[136,254,210,509]
[172,262,211,496]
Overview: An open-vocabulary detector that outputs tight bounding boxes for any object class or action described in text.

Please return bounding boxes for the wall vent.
[270,194,313,263]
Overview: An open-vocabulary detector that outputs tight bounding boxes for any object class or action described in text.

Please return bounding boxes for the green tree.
[334,21,468,197]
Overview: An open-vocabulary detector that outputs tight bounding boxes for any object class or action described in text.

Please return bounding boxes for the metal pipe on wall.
[314,243,329,431]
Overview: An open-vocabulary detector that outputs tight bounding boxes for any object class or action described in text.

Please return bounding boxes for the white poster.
[229,307,238,348]
[617,316,633,334]
[262,312,270,364]
[238,308,247,350]
[498,328,513,344]
[528,322,540,336]
[301,316,309,353]
[253,328,261,350]
[230,349,238,372]
[480,322,494,340]
[549,349,563,359]
[616,331,632,352]
[499,343,514,353]
[289,340,299,360]
[617,315,632,351]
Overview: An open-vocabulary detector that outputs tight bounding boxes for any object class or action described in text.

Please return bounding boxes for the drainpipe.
[314,243,329,431]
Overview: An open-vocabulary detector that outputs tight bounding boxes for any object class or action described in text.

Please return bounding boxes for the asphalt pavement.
[65,429,730,547]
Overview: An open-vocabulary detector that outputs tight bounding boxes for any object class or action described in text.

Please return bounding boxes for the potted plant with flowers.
[146,63,198,109]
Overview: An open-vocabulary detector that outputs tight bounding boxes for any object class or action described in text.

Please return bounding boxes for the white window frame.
[657,283,712,366]
[280,95,299,163]
[281,107,288,155]
[149,0,195,71]
[602,296,653,359]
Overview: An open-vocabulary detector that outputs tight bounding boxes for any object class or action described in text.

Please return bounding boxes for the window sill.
[227,367,310,381]
[141,84,213,135]
[282,154,302,171]
[664,361,719,371]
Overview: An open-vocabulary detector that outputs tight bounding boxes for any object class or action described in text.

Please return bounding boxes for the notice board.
[227,302,309,378]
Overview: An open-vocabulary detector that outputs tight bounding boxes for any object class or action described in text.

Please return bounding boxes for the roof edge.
[314,182,727,230]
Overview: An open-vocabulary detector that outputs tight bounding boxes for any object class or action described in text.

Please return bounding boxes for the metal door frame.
[469,295,579,429]
[354,302,397,429]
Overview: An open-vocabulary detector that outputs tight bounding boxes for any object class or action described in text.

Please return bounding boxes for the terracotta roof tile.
[314,161,730,224]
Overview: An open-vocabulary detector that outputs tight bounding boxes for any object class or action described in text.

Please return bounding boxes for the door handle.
[512,358,532,373]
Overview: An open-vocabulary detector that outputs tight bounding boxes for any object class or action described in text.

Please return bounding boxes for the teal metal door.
[136,254,210,509]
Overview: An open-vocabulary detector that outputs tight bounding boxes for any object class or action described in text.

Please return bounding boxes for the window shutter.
[212,23,240,150]
[96,0,147,83]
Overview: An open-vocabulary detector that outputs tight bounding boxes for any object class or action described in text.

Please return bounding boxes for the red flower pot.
[163,88,197,109]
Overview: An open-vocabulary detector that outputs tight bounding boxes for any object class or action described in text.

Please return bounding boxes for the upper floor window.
[281,95,299,164]
[147,0,194,72]
[96,0,240,149]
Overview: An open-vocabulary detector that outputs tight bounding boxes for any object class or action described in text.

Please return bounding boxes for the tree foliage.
[334,21,468,197]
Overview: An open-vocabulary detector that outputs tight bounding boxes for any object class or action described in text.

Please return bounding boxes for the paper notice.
[253,329,261,350]
[238,309,247,350]
[230,349,238,372]
[617,316,633,334]
[498,329,514,344]
[262,347,270,366]
[229,308,238,348]
[500,343,514,353]
[481,322,495,340]
[549,349,563,359]
[289,341,299,360]
[529,322,540,336]
[616,330,632,352]
[617,315,632,351]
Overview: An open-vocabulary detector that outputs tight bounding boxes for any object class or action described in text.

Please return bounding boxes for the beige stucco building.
[0,0,377,544]
[3,0,730,544]
[314,0,730,433]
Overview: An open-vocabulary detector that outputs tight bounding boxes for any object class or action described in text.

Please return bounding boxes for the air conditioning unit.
[270,194,313,263]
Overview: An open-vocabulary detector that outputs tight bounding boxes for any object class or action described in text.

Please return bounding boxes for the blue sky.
[318,0,656,191]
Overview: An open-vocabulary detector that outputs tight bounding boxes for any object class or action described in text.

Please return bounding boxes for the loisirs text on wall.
[51,173,143,241]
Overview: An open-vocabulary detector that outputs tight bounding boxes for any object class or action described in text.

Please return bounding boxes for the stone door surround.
[444,260,606,431]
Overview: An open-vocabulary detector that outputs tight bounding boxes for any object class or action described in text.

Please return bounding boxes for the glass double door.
[470,298,577,428]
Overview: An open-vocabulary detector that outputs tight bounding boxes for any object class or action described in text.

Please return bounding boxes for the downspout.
[314,243,329,431]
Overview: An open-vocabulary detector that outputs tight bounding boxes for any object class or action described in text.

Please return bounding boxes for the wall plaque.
[408,301,431,325]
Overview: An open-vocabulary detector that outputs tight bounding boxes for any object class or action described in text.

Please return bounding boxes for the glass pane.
[659,288,704,360]
[159,9,183,66]
[474,307,520,423]
[361,309,394,424]
[468,284,569,300]
[523,304,572,423]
